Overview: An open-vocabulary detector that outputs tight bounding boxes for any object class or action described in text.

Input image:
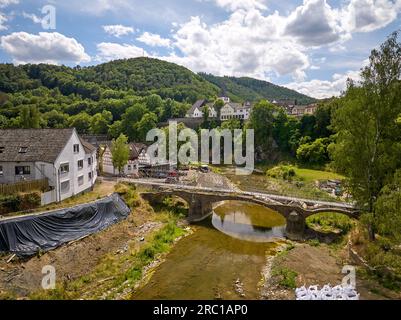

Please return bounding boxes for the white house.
[186,99,217,119]
[220,102,252,121]
[0,128,98,204]
[103,143,147,176]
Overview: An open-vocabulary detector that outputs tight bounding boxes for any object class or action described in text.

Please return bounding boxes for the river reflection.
[212,202,286,242]
[132,201,287,300]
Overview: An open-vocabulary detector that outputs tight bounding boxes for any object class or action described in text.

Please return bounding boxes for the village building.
[186,99,217,118]
[220,101,252,120]
[187,97,252,121]
[102,143,148,176]
[0,128,98,204]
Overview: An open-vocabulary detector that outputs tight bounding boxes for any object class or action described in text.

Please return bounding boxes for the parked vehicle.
[155,172,168,179]
[168,170,179,177]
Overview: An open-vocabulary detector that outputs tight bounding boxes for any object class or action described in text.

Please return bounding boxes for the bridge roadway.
[120,178,356,211]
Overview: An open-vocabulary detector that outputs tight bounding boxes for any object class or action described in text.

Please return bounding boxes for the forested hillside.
[0,57,316,142]
[200,73,316,104]
[0,58,220,102]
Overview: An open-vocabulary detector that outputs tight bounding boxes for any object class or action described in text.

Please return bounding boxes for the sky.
[0,0,400,99]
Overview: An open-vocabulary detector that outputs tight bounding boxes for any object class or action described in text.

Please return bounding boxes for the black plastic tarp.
[0,193,130,256]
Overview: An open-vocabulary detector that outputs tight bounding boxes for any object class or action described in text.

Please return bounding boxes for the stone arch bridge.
[126,180,359,240]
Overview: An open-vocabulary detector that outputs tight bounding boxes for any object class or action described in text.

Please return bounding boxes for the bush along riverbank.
[0,183,191,300]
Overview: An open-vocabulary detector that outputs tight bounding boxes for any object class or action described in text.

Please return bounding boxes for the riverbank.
[0,184,190,300]
[260,240,401,300]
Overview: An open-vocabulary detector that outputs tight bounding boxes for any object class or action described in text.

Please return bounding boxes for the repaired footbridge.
[123,179,359,240]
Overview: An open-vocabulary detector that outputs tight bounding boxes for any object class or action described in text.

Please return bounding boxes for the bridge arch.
[138,188,358,241]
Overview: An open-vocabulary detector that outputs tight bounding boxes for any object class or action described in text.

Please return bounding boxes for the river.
[132,201,287,300]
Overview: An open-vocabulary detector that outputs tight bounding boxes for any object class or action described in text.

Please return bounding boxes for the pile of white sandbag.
[296,285,360,300]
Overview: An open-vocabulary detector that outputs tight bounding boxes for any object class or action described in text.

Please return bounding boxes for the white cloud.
[163,13,309,80]
[0,32,91,65]
[342,0,401,33]
[137,32,171,47]
[285,70,361,99]
[22,12,42,24]
[103,24,135,37]
[284,0,347,47]
[211,0,267,11]
[0,0,18,8]
[96,42,147,62]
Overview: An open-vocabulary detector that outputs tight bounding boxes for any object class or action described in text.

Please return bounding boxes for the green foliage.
[375,170,401,242]
[272,267,298,289]
[266,165,296,181]
[247,100,277,155]
[136,112,157,141]
[68,112,92,134]
[307,239,321,247]
[221,119,241,131]
[199,73,316,104]
[296,138,331,165]
[330,31,401,219]
[20,105,41,128]
[364,242,401,290]
[0,192,41,214]
[111,134,130,174]
[90,110,113,134]
[83,58,219,102]
[306,213,353,234]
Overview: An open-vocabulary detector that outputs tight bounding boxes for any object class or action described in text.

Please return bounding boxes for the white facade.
[102,146,139,176]
[219,97,231,103]
[220,103,252,121]
[191,106,217,118]
[55,131,98,201]
[0,129,98,203]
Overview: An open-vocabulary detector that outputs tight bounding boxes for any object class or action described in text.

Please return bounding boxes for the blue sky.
[0,0,400,98]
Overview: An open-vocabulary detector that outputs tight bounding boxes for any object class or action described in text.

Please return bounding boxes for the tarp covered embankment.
[0,193,130,256]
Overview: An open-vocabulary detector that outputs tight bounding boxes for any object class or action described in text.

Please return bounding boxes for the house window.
[88,157,92,166]
[88,172,92,180]
[60,163,69,174]
[18,147,28,153]
[78,160,84,170]
[0,165,3,176]
[78,175,84,186]
[60,180,70,193]
[0,147,4,153]
[15,166,30,175]
[73,144,80,153]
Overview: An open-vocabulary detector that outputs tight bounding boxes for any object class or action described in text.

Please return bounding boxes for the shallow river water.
[132,201,287,300]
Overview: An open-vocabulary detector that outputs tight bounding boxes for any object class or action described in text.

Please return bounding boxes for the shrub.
[20,192,41,211]
[273,268,298,289]
[296,138,331,165]
[267,165,297,181]
[306,212,353,234]
[115,183,140,208]
[0,192,41,214]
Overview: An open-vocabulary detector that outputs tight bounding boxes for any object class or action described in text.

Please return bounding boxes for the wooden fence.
[0,178,49,195]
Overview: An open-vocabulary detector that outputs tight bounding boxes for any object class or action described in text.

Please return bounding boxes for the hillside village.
[185,97,318,121]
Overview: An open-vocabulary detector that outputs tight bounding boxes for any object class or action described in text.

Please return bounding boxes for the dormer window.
[19,147,28,153]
